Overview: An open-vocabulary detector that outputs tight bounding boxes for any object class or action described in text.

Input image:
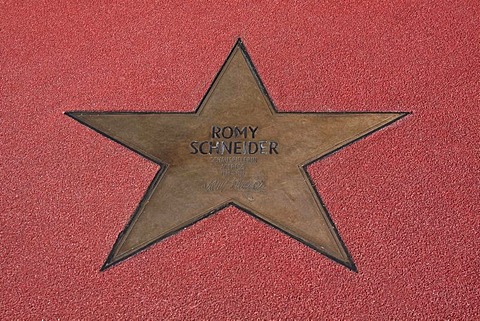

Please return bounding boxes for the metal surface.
[67,39,407,271]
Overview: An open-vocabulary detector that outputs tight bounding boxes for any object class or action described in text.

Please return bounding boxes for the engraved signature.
[204,179,265,192]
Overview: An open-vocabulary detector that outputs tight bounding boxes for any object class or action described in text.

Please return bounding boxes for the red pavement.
[1,1,479,319]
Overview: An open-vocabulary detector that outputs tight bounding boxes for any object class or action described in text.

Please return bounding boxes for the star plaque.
[67,39,407,271]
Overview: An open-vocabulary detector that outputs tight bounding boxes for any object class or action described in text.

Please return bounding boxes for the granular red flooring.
[1,1,479,319]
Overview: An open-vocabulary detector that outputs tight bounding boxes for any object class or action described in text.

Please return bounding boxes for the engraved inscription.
[204,178,265,192]
[205,156,265,192]
[188,125,276,192]
[189,125,279,155]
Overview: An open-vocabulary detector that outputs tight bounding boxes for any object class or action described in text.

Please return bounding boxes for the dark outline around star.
[66,39,409,272]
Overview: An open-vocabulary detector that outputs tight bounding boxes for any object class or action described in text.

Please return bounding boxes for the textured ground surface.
[1,1,479,319]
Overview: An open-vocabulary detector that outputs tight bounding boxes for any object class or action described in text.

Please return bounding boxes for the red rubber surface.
[1,1,479,319]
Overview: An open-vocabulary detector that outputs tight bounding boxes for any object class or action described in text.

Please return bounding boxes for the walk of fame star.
[66,39,407,271]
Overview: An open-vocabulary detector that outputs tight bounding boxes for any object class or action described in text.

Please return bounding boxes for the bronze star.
[67,39,407,271]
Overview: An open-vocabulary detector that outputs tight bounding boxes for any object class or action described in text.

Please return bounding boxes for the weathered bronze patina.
[67,40,407,271]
